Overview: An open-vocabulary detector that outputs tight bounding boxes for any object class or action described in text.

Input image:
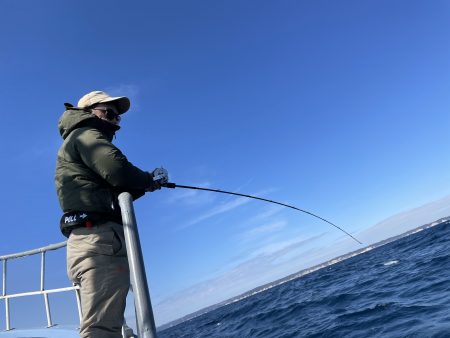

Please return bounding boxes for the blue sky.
[1,0,450,328]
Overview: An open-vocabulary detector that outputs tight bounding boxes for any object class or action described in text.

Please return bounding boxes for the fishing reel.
[152,167,169,184]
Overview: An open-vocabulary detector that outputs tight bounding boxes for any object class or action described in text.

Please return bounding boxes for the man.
[55,90,168,338]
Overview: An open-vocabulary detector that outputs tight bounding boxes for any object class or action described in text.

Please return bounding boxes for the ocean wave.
[160,221,450,338]
[383,260,399,266]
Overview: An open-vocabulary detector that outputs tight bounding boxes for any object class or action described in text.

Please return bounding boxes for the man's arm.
[76,128,155,191]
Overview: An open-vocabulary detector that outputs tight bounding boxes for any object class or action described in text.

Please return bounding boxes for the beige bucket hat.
[77,90,130,114]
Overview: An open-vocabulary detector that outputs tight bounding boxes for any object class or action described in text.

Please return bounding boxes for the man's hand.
[147,167,169,192]
[153,167,169,184]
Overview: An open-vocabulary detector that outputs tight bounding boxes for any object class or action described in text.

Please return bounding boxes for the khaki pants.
[67,221,130,338]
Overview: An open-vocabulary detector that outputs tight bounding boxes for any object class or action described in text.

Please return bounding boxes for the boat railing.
[0,241,82,331]
[0,192,157,338]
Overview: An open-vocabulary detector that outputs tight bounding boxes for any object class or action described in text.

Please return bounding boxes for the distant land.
[158,216,450,331]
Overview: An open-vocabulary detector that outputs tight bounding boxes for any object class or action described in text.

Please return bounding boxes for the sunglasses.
[94,107,121,122]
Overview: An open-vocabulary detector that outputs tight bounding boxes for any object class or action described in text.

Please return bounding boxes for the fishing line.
[162,183,362,245]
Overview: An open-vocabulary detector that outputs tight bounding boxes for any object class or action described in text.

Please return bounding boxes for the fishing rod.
[162,183,362,245]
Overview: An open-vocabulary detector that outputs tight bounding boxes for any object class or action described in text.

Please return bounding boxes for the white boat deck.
[0,327,79,337]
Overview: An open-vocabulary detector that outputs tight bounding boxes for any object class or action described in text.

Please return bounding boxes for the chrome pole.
[40,252,45,291]
[74,285,83,323]
[118,192,157,338]
[41,252,53,327]
[2,260,6,296]
[3,260,10,331]
[5,298,10,331]
[44,293,53,327]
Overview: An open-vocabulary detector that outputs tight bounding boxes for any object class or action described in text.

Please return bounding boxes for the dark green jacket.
[55,108,153,215]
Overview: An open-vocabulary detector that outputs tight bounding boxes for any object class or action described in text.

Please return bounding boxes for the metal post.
[2,260,6,296]
[118,192,157,338]
[41,251,53,327]
[3,259,10,331]
[44,293,53,327]
[5,298,10,331]
[74,285,83,323]
[40,252,45,291]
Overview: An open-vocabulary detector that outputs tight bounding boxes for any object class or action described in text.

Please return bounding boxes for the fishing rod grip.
[162,182,176,189]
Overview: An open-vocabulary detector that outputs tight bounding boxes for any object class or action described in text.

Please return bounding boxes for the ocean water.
[159,221,450,338]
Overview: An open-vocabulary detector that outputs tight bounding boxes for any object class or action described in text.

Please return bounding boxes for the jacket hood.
[58,109,120,140]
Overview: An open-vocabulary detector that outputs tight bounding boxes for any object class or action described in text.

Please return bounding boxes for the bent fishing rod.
[162,183,362,245]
